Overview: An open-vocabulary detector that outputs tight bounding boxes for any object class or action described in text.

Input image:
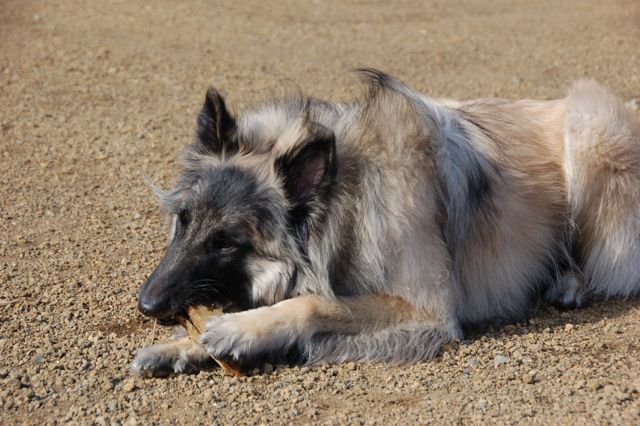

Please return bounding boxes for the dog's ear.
[276,125,336,207]
[195,88,238,155]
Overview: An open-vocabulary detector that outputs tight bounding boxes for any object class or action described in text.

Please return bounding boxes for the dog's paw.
[130,338,212,377]
[200,310,294,360]
[546,271,588,308]
[199,314,261,360]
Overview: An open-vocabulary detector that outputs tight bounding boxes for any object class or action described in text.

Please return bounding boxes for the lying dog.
[131,70,640,375]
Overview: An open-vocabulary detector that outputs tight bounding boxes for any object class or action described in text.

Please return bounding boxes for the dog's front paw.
[199,314,260,360]
[200,309,295,360]
[131,338,213,377]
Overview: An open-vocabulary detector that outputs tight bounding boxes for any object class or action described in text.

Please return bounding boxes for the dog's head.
[137,88,339,322]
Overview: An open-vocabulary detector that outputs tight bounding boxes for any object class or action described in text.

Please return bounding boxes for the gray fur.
[302,325,452,365]
[131,337,212,377]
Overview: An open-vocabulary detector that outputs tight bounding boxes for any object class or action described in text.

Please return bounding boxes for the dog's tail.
[564,79,640,297]
[355,67,456,130]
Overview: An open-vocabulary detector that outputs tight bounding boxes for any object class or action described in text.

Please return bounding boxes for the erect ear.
[276,125,336,207]
[195,88,238,155]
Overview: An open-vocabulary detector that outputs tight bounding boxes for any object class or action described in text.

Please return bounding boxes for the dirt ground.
[2,0,640,424]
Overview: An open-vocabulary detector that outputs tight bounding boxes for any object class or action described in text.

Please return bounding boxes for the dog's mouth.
[156,316,180,326]
[154,303,241,327]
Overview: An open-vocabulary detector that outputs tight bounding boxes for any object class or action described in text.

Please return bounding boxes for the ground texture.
[1,0,640,424]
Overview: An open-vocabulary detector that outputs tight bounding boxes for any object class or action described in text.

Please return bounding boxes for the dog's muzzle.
[137,269,176,321]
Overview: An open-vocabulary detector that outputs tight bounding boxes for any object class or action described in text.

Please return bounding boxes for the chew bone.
[176,306,243,376]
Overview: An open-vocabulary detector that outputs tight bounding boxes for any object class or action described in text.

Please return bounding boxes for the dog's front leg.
[199,294,458,363]
[131,336,215,377]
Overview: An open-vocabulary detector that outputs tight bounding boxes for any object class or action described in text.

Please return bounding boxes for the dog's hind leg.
[131,336,215,377]
[563,80,640,298]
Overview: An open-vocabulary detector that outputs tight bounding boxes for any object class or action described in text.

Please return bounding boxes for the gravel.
[2,0,640,424]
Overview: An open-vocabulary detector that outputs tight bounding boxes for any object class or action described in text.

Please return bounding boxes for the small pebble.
[587,379,603,391]
[494,355,509,367]
[122,381,136,393]
[522,370,538,384]
[476,399,488,410]
[467,358,481,368]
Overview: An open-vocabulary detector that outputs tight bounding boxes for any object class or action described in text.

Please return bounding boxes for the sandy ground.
[2,0,640,424]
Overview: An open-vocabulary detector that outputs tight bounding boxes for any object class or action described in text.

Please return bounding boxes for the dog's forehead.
[185,165,283,229]
[193,166,260,212]
[238,104,308,155]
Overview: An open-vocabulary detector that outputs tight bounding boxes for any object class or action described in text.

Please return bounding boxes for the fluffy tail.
[564,80,640,297]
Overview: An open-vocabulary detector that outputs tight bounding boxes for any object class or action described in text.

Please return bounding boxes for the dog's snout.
[137,274,174,319]
[138,292,171,318]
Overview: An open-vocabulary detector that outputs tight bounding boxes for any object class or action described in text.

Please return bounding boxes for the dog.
[131,69,640,376]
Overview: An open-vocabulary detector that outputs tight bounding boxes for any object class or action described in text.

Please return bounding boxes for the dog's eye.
[217,240,235,250]
[178,210,191,228]
[217,238,238,253]
[206,238,236,256]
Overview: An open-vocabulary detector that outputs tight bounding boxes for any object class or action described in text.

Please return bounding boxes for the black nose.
[138,294,172,318]
[137,276,173,319]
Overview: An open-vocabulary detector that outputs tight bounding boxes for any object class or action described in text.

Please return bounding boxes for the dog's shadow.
[461,295,640,344]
